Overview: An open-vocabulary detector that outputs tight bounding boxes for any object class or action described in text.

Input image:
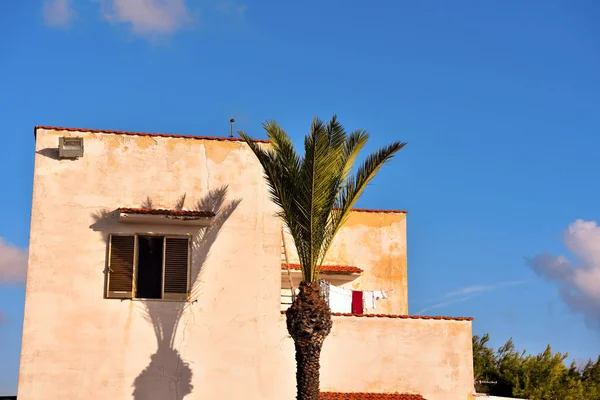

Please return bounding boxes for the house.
[17,126,476,400]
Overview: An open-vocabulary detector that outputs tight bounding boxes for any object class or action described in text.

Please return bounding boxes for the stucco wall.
[283,211,408,314]
[273,315,475,400]
[18,128,474,400]
[19,129,285,399]
[321,316,474,400]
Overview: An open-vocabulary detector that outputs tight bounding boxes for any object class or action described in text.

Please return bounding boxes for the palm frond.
[239,117,406,283]
[340,129,369,184]
[330,141,406,239]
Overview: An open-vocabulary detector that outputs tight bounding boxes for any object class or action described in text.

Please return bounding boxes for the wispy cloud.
[527,219,600,329]
[415,294,478,315]
[42,0,77,27]
[0,237,28,285]
[415,281,526,315]
[101,0,192,36]
[214,0,247,17]
[444,281,526,298]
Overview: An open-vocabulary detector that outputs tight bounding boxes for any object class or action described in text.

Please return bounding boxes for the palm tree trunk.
[286,281,333,400]
[294,339,324,400]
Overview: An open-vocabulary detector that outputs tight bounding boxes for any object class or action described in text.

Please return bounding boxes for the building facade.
[18,126,476,399]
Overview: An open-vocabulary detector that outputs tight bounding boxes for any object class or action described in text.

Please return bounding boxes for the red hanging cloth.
[351,290,363,315]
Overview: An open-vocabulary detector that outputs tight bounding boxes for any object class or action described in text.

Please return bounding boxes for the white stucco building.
[17,126,476,400]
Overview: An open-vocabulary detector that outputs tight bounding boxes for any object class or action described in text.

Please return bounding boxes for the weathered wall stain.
[204,140,241,164]
[106,135,125,149]
[135,135,157,150]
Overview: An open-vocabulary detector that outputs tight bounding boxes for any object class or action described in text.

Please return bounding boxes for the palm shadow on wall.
[90,185,241,400]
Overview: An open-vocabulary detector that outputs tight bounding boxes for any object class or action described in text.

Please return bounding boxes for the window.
[106,234,190,301]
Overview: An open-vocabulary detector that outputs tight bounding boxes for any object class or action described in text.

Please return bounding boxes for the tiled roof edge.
[320,392,425,399]
[350,208,408,214]
[117,208,215,217]
[282,263,363,274]
[34,125,270,143]
[280,310,473,321]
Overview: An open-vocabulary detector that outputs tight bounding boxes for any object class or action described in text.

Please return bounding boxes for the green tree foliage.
[473,334,600,400]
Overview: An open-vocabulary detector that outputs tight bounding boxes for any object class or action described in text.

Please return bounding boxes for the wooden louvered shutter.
[107,234,135,299]
[163,237,190,300]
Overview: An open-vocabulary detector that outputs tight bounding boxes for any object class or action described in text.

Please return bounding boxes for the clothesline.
[318,278,395,293]
[320,281,392,314]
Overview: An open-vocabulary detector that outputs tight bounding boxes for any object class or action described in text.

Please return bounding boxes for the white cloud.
[527,219,600,328]
[0,238,28,285]
[41,0,246,39]
[101,0,192,36]
[42,0,77,27]
[415,281,526,315]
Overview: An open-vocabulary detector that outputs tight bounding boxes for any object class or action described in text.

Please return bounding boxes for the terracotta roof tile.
[282,263,363,274]
[350,208,408,214]
[117,208,215,218]
[34,125,269,143]
[320,392,425,399]
[280,310,473,321]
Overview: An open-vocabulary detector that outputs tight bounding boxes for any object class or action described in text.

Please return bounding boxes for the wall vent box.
[58,137,84,158]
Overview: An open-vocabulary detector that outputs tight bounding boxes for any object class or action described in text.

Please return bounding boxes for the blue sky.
[1,0,600,395]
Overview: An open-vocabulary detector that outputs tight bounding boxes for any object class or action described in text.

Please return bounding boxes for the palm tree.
[239,115,405,400]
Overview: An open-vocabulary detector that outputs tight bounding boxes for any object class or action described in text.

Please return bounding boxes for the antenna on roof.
[229,118,235,138]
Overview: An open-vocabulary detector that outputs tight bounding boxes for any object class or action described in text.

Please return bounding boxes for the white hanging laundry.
[373,290,388,300]
[318,279,330,304]
[363,291,376,310]
[328,284,352,313]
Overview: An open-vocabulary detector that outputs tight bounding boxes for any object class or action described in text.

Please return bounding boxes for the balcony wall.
[275,314,476,400]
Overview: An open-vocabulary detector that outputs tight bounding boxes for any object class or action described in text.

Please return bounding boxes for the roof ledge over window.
[117,208,215,226]
[281,263,363,280]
